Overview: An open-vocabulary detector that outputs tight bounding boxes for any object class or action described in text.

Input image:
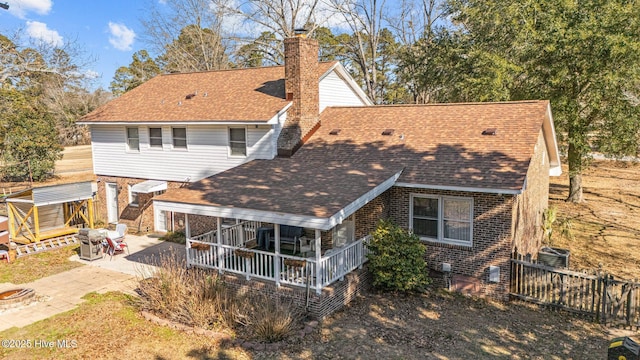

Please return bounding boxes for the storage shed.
[5,182,95,244]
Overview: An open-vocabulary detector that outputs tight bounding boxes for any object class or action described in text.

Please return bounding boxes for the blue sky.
[0,0,410,91]
[0,0,152,90]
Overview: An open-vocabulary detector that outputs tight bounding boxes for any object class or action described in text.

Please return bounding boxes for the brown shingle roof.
[156,157,403,219]
[80,62,337,123]
[306,100,550,191]
[156,101,550,220]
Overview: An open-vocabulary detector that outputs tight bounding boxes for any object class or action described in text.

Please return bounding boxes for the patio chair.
[299,238,315,257]
[105,236,129,260]
[107,223,127,243]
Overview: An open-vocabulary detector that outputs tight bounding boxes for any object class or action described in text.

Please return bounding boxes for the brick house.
[81,34,561,318]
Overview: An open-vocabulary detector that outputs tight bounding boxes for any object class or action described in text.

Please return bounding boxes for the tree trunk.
[566,138,584,203]
[567,173,583,202]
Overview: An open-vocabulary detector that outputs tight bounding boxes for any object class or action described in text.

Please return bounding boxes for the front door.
[106,183,118,223]
[156,210,168,232]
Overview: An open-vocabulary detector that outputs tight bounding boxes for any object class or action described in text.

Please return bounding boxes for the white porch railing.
[186,235,371,294]
[189,220,261,247]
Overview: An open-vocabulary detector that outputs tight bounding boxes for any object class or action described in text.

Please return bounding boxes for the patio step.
[14,234,79,257]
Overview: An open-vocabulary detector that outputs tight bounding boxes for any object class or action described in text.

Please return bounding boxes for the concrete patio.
[0,234,184,331]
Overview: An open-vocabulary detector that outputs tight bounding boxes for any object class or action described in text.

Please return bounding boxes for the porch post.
[216,217,223,273]
[315,229,321,295]
[274,224,280,287]
[184,214,190,238]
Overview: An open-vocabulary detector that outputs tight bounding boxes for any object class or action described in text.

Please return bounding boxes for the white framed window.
[229,127,247,156]
[128,185,139,207]
[410,194,473,246]
[172,127,187,149]
[126,127,139,151]
[149,127,163,148]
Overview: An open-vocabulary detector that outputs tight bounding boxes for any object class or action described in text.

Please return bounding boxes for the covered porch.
[183,218,370,294]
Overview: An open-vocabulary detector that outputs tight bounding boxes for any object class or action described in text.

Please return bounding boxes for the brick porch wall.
[387,187,515,300]
[218,265,372,320]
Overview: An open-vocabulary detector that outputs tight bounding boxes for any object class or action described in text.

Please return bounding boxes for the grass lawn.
[549,160,640,279]
[0,245,83,284]
[0,292,249,360]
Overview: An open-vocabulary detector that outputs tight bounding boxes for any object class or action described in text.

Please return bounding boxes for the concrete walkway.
[0,235,185,332]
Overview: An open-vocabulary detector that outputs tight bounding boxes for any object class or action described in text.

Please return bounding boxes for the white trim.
[395,182,522,195]
[228,126,247,157]
[409,193,474,247]
[543,102,562,176]
[154,170,403,231]
[128,184,139,207]
[171,126,188,150]
[131,180,167,194]
[77,120,273,126]
[269,102,293,125]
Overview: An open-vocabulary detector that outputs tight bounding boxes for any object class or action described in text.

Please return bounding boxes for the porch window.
[128,185,139,207]
[229,128,246,156]
[172,127,187,149]
[126,127,139,151]
[410,194,473,246]
[149,127,163,148]
[333,215,355,248]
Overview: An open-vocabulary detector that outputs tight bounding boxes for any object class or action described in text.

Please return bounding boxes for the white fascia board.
[326,170,402,228]
[395,182,522,195]
[268,102,293,125]
[153,200,334,230]
[77,120,272,126]
[327,63,374,106]
[543,102,562,176]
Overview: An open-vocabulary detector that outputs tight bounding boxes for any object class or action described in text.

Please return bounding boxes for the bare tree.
[141,0,229,72]
[328,0,391,103]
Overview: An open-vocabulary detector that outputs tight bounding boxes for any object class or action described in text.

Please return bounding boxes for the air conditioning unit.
[538,247,570,268]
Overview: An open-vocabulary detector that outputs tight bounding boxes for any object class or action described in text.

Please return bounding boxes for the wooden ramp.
[14,234,78,257]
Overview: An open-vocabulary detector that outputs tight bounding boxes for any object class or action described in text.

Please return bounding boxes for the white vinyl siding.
[319,70,368,112]
[410,194,473,247]
[91,124,274,182]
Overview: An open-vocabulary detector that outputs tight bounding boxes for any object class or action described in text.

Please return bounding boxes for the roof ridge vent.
[329,129,341,135]
[381,129,394,136]
[482,128,497,136]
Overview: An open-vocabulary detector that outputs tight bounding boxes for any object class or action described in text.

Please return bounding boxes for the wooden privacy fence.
[511,258,640,329]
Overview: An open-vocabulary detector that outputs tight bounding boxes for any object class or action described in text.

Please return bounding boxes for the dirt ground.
[550,160,640,280]
[254,290,612,359]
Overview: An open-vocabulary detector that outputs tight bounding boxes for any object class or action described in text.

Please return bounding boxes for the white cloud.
[108,22,136,51]
[8,0,53,19]
[26,21,63,47]
[85,70,100,79]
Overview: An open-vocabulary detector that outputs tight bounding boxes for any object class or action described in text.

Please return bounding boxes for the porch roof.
[154,158,403,230]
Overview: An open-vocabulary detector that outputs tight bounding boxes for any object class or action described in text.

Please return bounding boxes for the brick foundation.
[218,265,372,320]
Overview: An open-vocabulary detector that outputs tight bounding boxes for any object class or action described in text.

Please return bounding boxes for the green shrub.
[160,230,186,244]
[367,220,431,292]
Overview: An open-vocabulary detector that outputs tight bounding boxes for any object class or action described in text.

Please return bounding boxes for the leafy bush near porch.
[159,230,186,244]
[367,220,431,292]
[136,251,303,342]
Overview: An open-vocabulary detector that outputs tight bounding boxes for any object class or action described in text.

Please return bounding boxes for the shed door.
[106,183,119,224]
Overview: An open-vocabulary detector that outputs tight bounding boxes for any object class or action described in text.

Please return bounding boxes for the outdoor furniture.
[299,238,315,257]
[0,250,9,263]
[256,227,274,250]
[266,225,305,253]
[107,223,127,243]
[105,236,129,260]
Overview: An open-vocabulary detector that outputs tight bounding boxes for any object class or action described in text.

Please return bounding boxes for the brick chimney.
[277,33,320,157]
